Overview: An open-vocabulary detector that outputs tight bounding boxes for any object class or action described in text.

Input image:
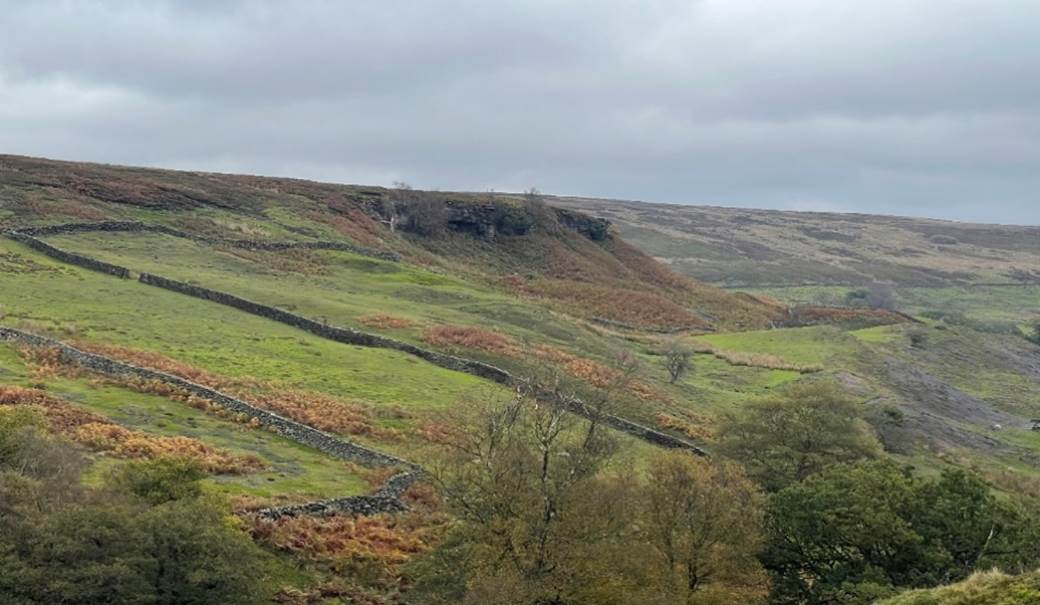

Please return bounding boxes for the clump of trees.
[405,375,1040,604]
[407,382,770,604]
[764,460,1031,604]
[0,408,273,605]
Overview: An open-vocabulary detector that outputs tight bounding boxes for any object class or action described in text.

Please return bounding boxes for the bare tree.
[662,340,693,384]
[394,181,448,237]
[865,282,898,311]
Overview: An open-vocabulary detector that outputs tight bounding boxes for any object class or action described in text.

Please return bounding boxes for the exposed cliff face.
[440,203,610,240]
[367,195,612,241]
[554,208,610,241]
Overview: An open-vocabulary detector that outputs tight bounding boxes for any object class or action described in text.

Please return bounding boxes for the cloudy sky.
[1,1,1038,224]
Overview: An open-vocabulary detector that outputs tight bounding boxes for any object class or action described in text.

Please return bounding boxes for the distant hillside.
[551,196,1040,289]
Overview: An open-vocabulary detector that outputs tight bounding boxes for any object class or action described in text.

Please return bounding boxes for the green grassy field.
[0,342,369,501]
[698,324,855,366]
[0,239,491,413]
[34,232,830,427]
[46,231,628,363]
[745,284,1040,331]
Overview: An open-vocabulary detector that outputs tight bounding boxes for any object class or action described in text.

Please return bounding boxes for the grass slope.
[0,343,368,501]
[877,570,1040,605]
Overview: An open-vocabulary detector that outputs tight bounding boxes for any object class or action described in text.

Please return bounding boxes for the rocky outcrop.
[554,208,611,241]
[373,197,612,241]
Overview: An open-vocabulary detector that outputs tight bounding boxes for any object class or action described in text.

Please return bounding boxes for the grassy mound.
[878,570,1040,605]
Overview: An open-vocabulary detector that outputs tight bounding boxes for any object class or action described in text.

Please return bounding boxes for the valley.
[2,155,1039,603]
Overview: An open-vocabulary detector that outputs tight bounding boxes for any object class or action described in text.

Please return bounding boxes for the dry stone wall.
[0,326,413,468]
[0,326,420,517]
[7,230,132,278]
[5,222,707,455]
[257,470,421,519]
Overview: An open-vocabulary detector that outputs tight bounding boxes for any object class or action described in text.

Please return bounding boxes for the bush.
[112,457,205,505]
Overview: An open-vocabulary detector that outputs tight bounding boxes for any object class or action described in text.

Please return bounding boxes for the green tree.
[717,382,881,491]
[763,460,1024,605]
[140,498,271,605]
[0,419,272,605]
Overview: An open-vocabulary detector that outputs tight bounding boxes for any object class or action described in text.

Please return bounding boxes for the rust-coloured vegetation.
[23,343,403,440]
[533,345,663,402]
[247,510,449,583]
[0,385,263,473]
[655,412,716,442]
[422,324,522,356]
[788,306,911,327]
[521,279,711,331]
[357,314,417,329]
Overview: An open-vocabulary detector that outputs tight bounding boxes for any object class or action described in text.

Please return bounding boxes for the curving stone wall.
[0,326,424,517]
[5,222,707,455]
[0,326,414,469]
[256,470,422,519]
[137,272,706,454]
[7,231,131,278]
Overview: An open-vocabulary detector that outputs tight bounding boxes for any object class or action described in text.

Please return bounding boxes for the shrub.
[0,386,263,474]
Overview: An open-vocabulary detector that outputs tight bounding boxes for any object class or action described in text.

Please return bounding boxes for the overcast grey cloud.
[1,0,1038,223]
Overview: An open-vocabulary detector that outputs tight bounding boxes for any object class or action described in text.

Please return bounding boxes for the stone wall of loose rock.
[5,223,707,455]
[256,470,422,519]
[6,230,132,278]
[0,326,413,469]
[0,326,422,517]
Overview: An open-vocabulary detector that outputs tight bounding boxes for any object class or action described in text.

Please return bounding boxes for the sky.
[1,1,1038,224]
